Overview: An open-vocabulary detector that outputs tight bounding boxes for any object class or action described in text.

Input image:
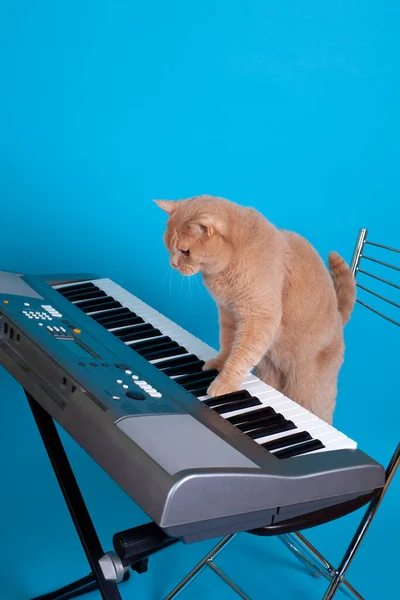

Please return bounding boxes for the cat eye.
[180,249,190,256]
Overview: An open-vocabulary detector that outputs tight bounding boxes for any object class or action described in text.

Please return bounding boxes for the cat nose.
[171,259,179,269]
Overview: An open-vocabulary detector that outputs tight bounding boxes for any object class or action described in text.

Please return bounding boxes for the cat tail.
[328,251,356,326]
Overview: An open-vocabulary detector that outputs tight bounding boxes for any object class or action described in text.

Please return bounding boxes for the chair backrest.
[350,228,400,328]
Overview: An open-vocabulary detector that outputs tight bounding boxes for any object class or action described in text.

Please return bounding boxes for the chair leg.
[281,534,363,600]
[322,444,399,600]
[164,534,241,600]
[279,534,324,578]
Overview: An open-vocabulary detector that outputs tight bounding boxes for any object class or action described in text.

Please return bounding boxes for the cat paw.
[207,375,237,398]
[202,357,225,372]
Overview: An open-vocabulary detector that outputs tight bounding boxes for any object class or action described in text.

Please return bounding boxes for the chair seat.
[248,489,380,537]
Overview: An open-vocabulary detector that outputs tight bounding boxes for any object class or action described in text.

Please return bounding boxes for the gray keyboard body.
[0,271,385,542]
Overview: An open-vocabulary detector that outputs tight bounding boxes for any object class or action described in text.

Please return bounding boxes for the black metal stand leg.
[31,573,97,600]
[26,392,126,600]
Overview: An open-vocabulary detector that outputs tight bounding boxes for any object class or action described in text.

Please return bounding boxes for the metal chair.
[164,228,400,600]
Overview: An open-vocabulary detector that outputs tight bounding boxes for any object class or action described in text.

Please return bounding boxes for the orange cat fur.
[155,195,356,424]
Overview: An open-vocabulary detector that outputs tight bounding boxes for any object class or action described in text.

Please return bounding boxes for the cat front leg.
[203,306,235,372]
[207,313,280,397]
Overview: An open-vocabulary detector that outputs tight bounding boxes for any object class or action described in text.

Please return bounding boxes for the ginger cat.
[155,195,356,424]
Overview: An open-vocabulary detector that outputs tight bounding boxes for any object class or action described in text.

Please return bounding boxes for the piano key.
[235,413,286,433]
[129,336,173,352]
[154,354,201,370]
[308,438,357,454]
[82,300,122,313]
[213,397,261,415]
[91,307,131,321]
[139,341,180,358]
[190,385,211,398]
[262,431,313,451]
[227,405,276,426]
[203,389,252,408]
[162,360,206,377]
[63,288,108,302]
[145,346,188,362]
[174,369,219,387]
[57,282,97,294]
[100,314,144,329]
[248,420,296,439]
[116,324,157,340]
[123,328,163,344]
[74,295,118,309]
[183,374,219,392]
[273,439,325,459]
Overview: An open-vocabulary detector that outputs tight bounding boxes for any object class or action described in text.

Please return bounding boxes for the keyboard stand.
[25,392,127,600]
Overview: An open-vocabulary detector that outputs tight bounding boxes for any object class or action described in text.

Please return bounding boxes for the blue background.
[0,1,399,598]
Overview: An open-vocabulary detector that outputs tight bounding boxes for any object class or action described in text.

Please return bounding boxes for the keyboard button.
[125,390,146,401]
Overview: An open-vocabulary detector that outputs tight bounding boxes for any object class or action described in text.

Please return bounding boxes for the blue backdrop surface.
[0,2,398,599]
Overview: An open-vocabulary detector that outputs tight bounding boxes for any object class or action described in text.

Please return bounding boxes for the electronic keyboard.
[0,271,385,543]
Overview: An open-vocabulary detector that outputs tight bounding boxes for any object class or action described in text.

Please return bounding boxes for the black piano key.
[213,397,261,414]
[91,307,131,321]
[73,296,115,309]
[174,369,219,387]
[76,299,122,313]
[101,314,144,329]
[273,439,325,459]
[115,323,156,339]
[183,373,219,392]
[63,289,108,302]
[227,405,276,426]
[139,341,179,357]
[57,282,96,294]
[154,354,201,370]
[163,360,205,377]
[123,328,163,343]
[248,420,296,440]
[129,336,172,352]
[203,389,252,408]
[190,385,211,398]
[236,413,285,433]
[262,431,312,452]
[139,346,187,362]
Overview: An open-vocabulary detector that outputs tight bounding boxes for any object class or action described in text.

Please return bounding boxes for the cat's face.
[155,197,232,276]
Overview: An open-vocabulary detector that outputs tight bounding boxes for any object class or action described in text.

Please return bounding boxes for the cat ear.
[191,215,223,238]
[153,200,179,215]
